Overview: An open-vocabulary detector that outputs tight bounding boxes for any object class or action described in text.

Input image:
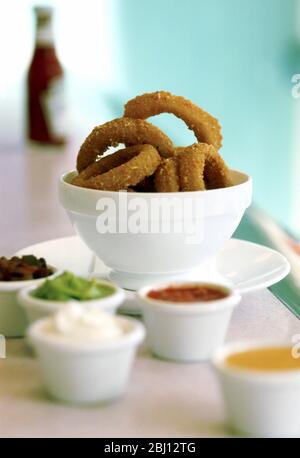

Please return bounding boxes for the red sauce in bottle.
[27,7,66,145]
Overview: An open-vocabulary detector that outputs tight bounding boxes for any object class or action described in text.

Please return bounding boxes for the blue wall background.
[111,0,297,228]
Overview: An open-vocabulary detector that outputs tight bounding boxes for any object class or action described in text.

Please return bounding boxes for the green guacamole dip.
[31,271,116,302]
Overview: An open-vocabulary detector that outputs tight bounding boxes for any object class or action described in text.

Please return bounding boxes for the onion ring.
[124,91,222,150]
[76,117,174,172]
[154,143,231,192]
[73,144,161,191]
[154,144,205,192]
[204,145,233,189]
[154,157,180,192]
[177,144,206,191]
[72,145,143,184]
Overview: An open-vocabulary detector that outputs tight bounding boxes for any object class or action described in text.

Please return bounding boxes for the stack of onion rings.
[72,91,233,192]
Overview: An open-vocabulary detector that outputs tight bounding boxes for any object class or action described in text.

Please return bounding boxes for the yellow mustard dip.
[225,347,300,371]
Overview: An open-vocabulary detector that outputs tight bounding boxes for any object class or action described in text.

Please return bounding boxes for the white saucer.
[16,236,290,315]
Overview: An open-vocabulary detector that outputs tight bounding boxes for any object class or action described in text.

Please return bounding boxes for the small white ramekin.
[18,275,125,324]
[138,281,240,362]
[0,266,58,337]
[28,315,145,405]
[212,341,300,437]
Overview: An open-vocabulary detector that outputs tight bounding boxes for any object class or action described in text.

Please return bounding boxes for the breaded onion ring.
[76,118,174,172]
[154,143,231,192]
[124,91,222,150]
[73,145,142,183]
[177,144,206,191]
[155,144,206,192]
[204,145,233,189]
[154,157,180,192]
[73,144,161,191]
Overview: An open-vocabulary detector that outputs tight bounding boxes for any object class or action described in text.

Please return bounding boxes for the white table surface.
[0,145,299,438]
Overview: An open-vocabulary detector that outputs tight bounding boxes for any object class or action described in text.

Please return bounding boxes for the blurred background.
[0,0,299,252]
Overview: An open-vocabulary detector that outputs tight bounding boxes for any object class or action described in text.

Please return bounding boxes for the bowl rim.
[212,340,300,382]
[137,280,241,314]
[28,315,145,353]
[60,168,252,197]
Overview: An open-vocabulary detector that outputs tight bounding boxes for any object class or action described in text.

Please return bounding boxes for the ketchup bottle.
[27,7,66,145]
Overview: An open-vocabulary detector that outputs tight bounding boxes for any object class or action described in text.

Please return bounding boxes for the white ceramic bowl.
[59,169,252,290]
[18,275,125,324]
[0,267,58,337]
[138,281,241,362]
[213,341,300,437]
[28,315,145,405]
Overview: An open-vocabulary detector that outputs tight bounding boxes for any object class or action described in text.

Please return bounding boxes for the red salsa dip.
[147,284,228,303]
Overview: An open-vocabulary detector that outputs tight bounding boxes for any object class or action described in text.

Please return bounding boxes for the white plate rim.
[15,235,290,296]
[222,238,290,293]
